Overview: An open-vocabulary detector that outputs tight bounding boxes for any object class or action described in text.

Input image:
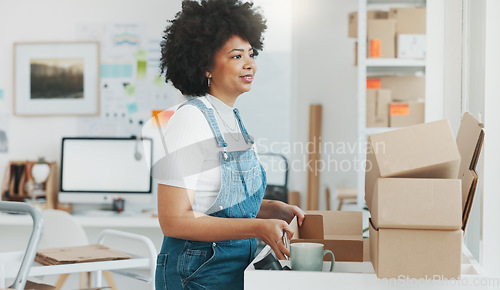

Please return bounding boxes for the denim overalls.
[156,98,267,290]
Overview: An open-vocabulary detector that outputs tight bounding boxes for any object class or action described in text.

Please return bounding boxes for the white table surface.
[244,245,496,290]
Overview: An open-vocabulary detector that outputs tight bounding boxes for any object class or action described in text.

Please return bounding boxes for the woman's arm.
[157,184,292,259]
[257,199,305,226]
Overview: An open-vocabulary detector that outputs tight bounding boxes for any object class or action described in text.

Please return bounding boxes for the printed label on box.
[390,104,409,115]
[370,39,381,58]
[367,78,382,89]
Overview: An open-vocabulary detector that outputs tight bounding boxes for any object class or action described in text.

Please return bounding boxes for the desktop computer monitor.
[58,137,153,205]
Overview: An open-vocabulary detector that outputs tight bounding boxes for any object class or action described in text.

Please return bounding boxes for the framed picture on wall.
[14,42,100,116]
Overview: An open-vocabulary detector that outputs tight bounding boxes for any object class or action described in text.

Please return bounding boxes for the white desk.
[0,212,164,254]
[244,245,496,290]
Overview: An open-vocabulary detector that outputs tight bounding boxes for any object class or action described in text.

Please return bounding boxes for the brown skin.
[158,35,305,259]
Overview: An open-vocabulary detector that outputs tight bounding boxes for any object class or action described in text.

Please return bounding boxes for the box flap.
[456,112,484,177]
[306,210,363,236]
[368,219,378,272]
[462,170,478,231]
[372,178,462,230]
[298,214,324,239]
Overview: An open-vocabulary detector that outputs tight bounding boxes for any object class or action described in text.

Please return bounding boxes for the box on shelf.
[371,178,462,230]
[348,10,389,38]
[367,89,391,127]
[289,211,364,262]
[369,219,462,279]
[389,100,425,127]
[379,75,425,101]
[398,34,426,59]
[367,19,396,58]
[364,119,461,210]
[389,7,426,34]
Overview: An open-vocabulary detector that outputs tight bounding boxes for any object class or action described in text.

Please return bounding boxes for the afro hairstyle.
[160,0,267,97]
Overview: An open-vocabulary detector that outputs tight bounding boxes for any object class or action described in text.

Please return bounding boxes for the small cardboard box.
[367,19,396,58]
[348,10,389,38]
[365,119,461,210]
[398,34,426,59]
[389,100,425,127]
[380,76,425,101]
[371,178,462,230]
[369,219,462,279]
[389,7,426,34]
[290,211,364,262]
[367,89,391,127]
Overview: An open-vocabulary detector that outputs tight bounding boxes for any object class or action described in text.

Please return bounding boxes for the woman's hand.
[255,219,293,260]
[276,203,306,226]
[257,200,306,226]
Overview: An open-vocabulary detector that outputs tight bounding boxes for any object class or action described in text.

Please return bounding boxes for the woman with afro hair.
[155,0,305,289]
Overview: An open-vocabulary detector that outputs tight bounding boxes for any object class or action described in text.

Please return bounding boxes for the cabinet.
[355,0,432,206]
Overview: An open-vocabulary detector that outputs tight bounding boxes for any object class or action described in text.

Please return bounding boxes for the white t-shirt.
[157,95,254,213]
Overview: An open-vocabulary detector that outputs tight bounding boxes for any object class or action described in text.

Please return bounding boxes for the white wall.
[0,0,295,201]
[292,0,358,209]
[481,0,500,277]
[0,0,181,182]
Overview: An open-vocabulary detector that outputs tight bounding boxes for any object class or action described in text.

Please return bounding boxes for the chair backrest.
[39,210,89,249]
[0,201,43,290]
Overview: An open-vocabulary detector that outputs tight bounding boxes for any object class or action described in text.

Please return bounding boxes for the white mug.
[290,242,335,272]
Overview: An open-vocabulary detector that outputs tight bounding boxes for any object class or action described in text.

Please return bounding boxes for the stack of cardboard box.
[366,75,425,128]
[348,7,426,59]
[364,115,484,278]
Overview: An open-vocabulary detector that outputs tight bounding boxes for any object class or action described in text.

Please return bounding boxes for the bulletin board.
[75,22,184,137]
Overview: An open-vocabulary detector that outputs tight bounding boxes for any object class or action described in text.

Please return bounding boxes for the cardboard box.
[365,119,461,210]
[371,178,462,230]
[389,7,426,34]
[389,100,425,127]
[369,219,462,279]
[398,34,426,59]
[367,19,396,58]
[289,211,364,262]
[455,112,484,230]
[367,89,391,127]
[348,10,389,38]
[379,76,425,101]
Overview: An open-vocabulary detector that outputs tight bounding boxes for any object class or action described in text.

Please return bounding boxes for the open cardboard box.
[289,211,364,262]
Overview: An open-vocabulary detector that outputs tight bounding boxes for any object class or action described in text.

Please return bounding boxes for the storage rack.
[355,0,428,207]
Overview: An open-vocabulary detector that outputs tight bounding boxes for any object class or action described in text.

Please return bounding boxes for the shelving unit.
[355,0,427,207]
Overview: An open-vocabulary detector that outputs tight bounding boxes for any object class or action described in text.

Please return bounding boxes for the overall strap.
[178,98,228,148]
[233,108,254,145]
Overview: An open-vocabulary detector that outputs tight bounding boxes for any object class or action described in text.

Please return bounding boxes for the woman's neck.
[208,90,238,107]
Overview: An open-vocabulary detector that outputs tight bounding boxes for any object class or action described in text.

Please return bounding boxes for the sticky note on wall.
[135,49,147,80]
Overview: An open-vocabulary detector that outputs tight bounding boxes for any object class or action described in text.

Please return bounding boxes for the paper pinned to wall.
[135,49,147,80]
[76,22,147,60]
[101,63,134,78]
[0,89,4,100]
